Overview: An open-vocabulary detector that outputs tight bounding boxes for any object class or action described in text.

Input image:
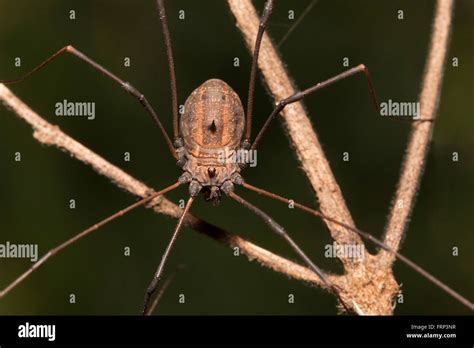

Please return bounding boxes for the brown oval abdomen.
[181,79,245,158]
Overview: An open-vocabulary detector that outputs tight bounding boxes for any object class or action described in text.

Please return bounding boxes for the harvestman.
[0,0,472,314]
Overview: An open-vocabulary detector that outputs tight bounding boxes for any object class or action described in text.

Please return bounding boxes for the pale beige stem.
[380,0,454,265]
[228,0,398,315]
[227,0,455,315]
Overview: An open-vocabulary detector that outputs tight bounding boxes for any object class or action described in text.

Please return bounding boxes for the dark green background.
[0,0,472,315]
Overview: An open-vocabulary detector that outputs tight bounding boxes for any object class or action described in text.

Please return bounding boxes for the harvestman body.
[178,79,245,203]
[0,0,472,314]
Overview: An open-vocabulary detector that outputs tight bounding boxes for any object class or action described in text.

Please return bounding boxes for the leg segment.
[251,64,379,150]
[156,0,180,140]
[228,191,349,310]
[241,182,474,311]
[0,182,181,300]
[142,196,195,315]
[244,0,274,143]
[0,45,176,158]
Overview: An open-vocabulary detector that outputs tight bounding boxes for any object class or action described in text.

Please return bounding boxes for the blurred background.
[0,0,472,315]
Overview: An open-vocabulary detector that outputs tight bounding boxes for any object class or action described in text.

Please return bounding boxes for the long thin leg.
[241,182,474,311]
[0,182,181,299]
[251,64,379,150]
[142,196,195,315]
[228,191,349,311]
[156,0,179,140]
[277,0,318,48]
[0,45,177,158]
[244,0,274,143]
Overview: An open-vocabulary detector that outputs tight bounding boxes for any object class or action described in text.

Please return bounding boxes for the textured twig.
[227,0,397,315]
[227,0,362,273]
[227,0,455,314]
[381,0,454,265]
[0,83,335,289]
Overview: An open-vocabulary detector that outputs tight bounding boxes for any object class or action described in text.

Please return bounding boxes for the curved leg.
[251,64,379,150]
[0,45,177,158]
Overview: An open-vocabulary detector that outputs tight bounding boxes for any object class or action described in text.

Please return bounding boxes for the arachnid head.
[202,186,222,206]
[182,175,238,206]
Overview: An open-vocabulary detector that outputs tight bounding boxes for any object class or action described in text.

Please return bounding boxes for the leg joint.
[65,45,76,53]
[357,63,367,72]
[281,91,303,106]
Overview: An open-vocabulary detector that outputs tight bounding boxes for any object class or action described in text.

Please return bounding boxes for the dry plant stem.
[0,83,335,290]
[381,0,454,265]
[228,0,399,315]
[228,0,460,314]
[227,0,362,266]
[227,0,459,314]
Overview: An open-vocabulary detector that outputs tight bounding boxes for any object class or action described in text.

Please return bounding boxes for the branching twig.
[228,0,455,314]
[228,0,396,315]
[381,0,454,265]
